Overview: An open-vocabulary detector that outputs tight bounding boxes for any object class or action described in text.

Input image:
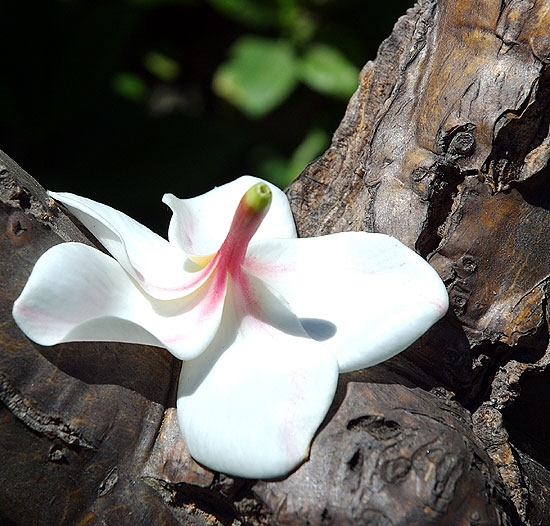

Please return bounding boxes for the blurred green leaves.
[1,0,413,233]
[213,37,298,118]
[144,51,181,82]
[213,36,359,118]
[113,73,149,102]
[209,0,360,119]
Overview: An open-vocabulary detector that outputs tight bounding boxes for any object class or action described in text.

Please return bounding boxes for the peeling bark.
[1,0,550,524]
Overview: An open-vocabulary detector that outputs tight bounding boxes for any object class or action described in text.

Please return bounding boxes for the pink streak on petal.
[14,301,76,326]
[159,263,228,346]
[201,265,228,321]
[243,253,296,279]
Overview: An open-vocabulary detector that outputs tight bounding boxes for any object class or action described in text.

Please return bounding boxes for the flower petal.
[49,191,209,300]
[245,232,449,373]
[242,270,311,339]
[13,243,227,360]
[163,176,296,256]
[177,289,339,478]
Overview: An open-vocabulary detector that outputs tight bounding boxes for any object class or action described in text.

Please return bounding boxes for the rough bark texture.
[1,0,549,524]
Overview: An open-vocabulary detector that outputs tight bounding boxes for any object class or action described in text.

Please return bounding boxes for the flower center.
[187,183,272,271]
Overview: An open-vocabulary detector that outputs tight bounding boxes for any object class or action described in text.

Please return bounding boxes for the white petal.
[243,270,310,339]
[49,191,208,300]
[13,243,227,360]
[177,282,338,479]
[245,232,449,373]
[163,176,296,256]
[13,243,160,347]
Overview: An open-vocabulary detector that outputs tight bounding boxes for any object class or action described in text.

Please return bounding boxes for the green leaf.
[112,73,148,102]
[143,51,180,82]
[213,36,298,118]
[298,43,359,99]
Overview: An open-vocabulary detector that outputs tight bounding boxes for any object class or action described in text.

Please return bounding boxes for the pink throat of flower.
[191,182,272,317]
[213,183,272,277]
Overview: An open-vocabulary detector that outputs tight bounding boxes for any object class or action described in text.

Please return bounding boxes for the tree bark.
[1,0,549,524]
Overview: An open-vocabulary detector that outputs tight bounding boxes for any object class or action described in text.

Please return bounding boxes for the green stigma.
[244,182,272,212]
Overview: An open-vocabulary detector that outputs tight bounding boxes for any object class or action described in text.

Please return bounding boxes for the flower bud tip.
[244,183,272,212]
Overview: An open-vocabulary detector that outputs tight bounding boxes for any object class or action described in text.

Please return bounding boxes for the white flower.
[12,176,448,479]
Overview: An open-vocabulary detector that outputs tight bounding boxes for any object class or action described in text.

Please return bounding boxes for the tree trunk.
[1,0,549,524]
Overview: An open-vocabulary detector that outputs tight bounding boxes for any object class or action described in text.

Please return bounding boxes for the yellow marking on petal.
[189,253,215,267]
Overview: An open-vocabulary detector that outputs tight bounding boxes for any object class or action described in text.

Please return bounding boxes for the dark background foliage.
[1,0,412,233]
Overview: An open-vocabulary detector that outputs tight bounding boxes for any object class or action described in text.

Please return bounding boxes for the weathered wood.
[253,381,515,525]
[1,0,549,524]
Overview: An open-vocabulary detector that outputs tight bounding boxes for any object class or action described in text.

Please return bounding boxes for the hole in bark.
[347,415,401,440]
[13,189,31,210]
[465,337,547,412]
[482,66,550,189]
[347,449,363,472]
[514,162,550,212]
[438,123,476,157]
[5,212,32,245]
[502,367,550,469]
[381,457,411,483]
[415,163,465,258]
[12,219,25,235]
